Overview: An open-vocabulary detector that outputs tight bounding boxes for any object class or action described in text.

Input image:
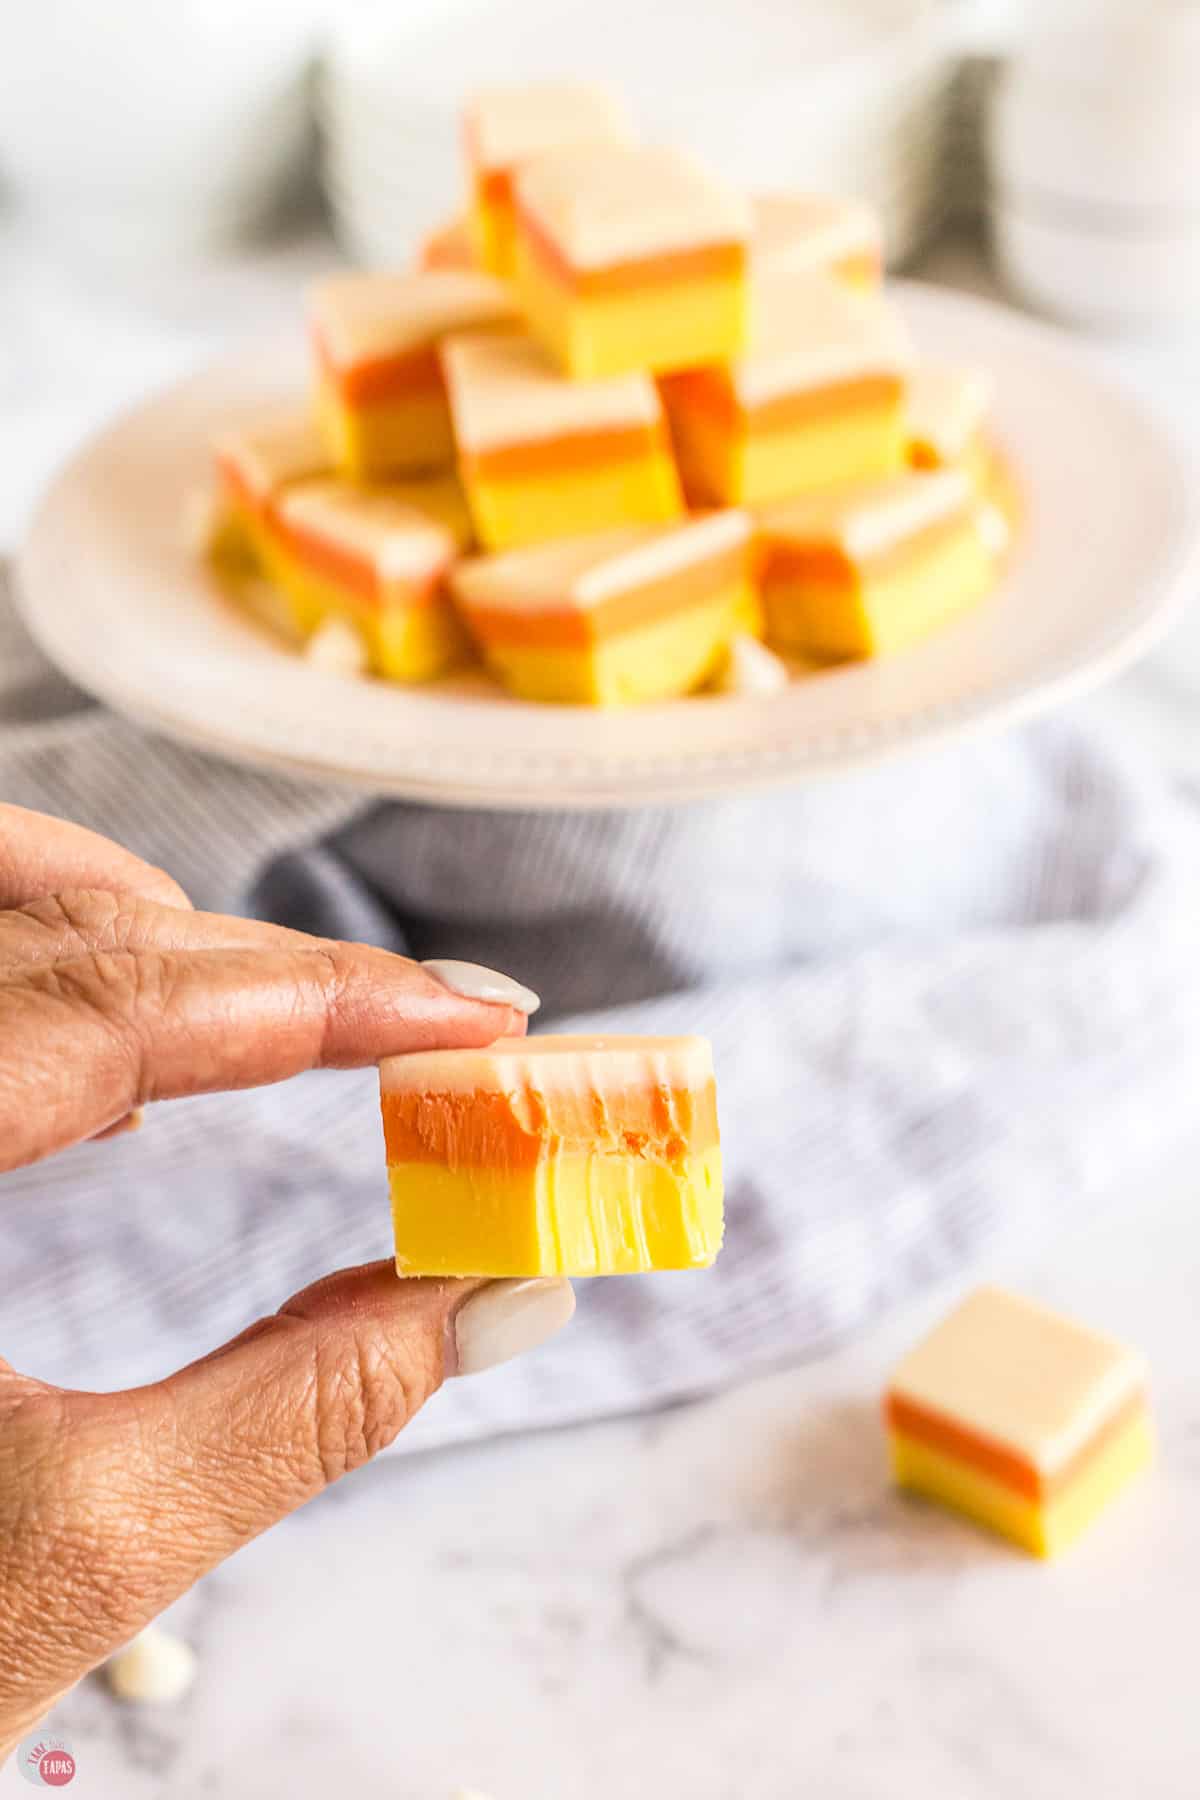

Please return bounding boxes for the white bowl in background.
[992,201,1200,333]
[320,0,952,268]
[987,1,1200,330]
[0,0,323,258]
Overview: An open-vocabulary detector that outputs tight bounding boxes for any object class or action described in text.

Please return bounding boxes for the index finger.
[0,944,527,1170]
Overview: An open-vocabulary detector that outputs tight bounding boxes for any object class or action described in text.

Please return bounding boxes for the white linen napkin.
[3,572,1199,1452]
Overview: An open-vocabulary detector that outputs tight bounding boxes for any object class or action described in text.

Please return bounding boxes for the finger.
[0,886,361,974]
[1,1265,574,1709]
[0,945,528,1168]
[0,805,191,911]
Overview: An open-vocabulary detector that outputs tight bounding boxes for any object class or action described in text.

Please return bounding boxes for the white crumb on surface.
[976,500,1012,558]
[303,616,370,676]
[712,633,791,696]
[106,1626,197,1704]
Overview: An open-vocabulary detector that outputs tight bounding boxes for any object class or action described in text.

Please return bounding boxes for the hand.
[0,806,573,1755]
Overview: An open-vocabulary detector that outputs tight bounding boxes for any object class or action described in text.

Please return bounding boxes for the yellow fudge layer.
[666,386,906,509]
[262,475,473,681]
[513,144,750,378]
[661,271,910,507]
[381,1033,722,1276]
[315,368,456,483]
[760,469,995,661]
[442,328,684,551]
[388,1146,722,1277]
[468,189,512,282]
[461,448,683,553]
[890,1408,1153,1558]
[464,82,633,278]
[479,584,754,705]
[517,237,749,381]
[452,510,753,704]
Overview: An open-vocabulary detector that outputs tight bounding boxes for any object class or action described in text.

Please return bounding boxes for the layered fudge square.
[450,510,755,705]
[464,80,632,277]
[310,269,518,479]
[513,143,750,379]
[442,327,683,552]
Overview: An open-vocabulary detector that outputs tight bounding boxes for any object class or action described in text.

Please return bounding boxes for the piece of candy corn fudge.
[906,363,995,483]
[442,328,683,552]
[464,81,632,278]
[381,1035,723,1277]
[751,191,882,289]
[758,468,995,661]
[415,213,478,273]
[257,474,474,680]
[451,510,755,705]
[660,272,910,508]
[212,407,330,567]
[887,1287,1152,1557]
[310,270,518,480]
[513,144,750,379]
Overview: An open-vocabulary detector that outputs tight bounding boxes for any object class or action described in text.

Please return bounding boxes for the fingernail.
[422,958,540,1016]
[451,1279,575,1376]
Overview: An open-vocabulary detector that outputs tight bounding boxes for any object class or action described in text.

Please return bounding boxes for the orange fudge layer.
[310,269,518,478]
[451,510,755,704]
[381,1034,723,1276]
[758,468,995,660]
[750,191,882,288]
[259,474,474,680]
[442,328,683,551]
[513,144,750,378]
[415,214,478,273]
[661,272,910,508]
[887,1286,1152,1556]
[464,81,632,277]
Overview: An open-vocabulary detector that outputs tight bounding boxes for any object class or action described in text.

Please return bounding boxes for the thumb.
[5,1266,573,1711]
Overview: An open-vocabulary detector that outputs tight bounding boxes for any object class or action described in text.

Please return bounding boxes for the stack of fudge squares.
[213,81,1011,706]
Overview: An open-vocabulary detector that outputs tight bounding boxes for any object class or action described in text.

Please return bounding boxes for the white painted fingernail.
[106,1626,197,1703]
[452,1279,574,1376]
[422,958,540,1016]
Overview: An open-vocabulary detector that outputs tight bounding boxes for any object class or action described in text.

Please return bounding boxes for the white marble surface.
[12,1161,1199,1800]
[4,227,1200,1799]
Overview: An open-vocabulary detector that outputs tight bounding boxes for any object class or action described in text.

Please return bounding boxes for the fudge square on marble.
[886,1285,1152,1557]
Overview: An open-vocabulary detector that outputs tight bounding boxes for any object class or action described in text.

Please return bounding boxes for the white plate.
[15,282,1200,810]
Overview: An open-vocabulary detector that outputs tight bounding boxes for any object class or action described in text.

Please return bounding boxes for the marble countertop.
[24,1158,1200,1800]
[3,227,1200,1799]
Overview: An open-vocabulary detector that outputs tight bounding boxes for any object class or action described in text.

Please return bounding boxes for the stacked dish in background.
[319,0,955,272]
[987,1,1200,330]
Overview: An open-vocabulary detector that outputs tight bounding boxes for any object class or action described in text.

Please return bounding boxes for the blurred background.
[4,0,1200,669]
[4,2,1200,1795]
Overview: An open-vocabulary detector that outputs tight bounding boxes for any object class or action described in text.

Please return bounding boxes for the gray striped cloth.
[4,568,1200,1452]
